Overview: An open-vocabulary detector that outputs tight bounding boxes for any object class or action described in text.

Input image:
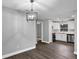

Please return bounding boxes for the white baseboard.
[41,40,50,44]
[2,46,36,59]
[37,38,41,41]
[74,51,77,55]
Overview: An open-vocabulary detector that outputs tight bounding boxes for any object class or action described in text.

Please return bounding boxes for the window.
[60,24,68,31]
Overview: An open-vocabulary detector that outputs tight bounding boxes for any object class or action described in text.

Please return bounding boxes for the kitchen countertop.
[52,32,75,34]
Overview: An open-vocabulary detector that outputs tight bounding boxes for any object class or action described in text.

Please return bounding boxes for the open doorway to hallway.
[36,22,43,42]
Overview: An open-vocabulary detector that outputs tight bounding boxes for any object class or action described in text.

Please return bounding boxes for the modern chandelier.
[26,0,38,22]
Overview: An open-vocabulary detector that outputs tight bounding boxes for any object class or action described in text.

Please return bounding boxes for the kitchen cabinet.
[56,33,67,41]
[48,19,75,42]
[67,34,74,43]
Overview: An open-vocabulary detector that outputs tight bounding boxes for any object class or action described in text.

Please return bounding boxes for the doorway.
[36,22,43,42]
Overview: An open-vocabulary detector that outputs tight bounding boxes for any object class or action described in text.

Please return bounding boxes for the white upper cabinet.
[49,18,75,34]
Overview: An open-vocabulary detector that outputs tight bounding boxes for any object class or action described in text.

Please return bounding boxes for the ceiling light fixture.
[26,0,38,22]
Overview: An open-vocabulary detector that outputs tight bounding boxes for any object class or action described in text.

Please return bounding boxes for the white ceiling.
[2,0,77,20]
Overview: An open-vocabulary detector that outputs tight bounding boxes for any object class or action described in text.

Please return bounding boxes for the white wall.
[2,6,37,57]
[74,17,77,54]
[48,21,53,42]
[42,20,52,43]
[42,20,49,42]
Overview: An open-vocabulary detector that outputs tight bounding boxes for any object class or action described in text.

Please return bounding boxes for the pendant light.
[26,0,38,22]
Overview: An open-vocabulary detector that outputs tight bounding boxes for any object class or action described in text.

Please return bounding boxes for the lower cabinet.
[52,33,74,43]
[67,34,74,43]
[56,33,67,41]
